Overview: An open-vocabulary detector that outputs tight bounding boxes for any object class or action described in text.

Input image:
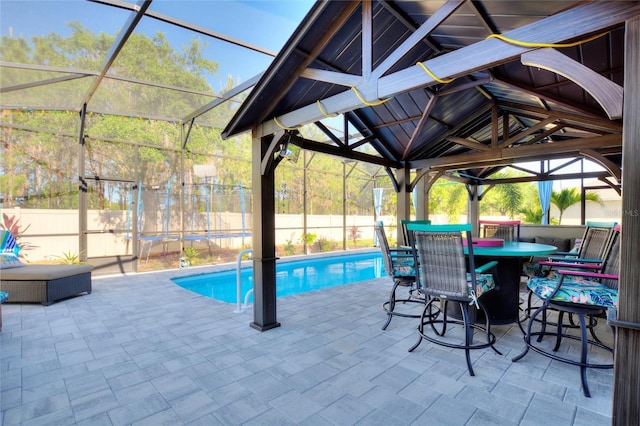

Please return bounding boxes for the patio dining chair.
[478,220,521,242]
[513,226,620,397]
[544,222,615,265]
[375,222,424,330]
[523,223,616,321]
[406,223,501,376]
[400,219,431,246]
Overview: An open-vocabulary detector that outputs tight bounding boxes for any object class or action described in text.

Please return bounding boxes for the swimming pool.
[172,251,384,303]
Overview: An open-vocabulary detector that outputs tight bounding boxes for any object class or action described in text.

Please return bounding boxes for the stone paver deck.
[1,265,614,425]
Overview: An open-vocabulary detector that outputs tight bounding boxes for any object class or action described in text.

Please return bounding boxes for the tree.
[0,23,223,208]
[551,188,603,224]
[479,171,528,219]
[429,181,467,222]
[490,182,523,219]
[519,205,557,225]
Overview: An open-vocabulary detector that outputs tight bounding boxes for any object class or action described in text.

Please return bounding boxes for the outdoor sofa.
[0,262,93,306]
[0,230,93,306]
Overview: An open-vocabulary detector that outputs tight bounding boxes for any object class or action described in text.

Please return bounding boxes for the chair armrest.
[558,269,619,281]
[538,261,602,270]
[389,248,414,260]
[389,248,413,255]
[475,260,498,274]
[544,256,602,264]
[553,251,577,256]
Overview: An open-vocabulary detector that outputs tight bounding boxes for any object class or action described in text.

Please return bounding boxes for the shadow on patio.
[1,268,613,425]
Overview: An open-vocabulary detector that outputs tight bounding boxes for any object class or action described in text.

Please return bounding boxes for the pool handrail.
[234,249,253,313]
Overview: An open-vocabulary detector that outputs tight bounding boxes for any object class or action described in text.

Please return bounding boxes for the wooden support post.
[467,184,480,237]
[396,168,411,243]
[250,133,280,332]
[612,16,640,425]
[413,169,427,220]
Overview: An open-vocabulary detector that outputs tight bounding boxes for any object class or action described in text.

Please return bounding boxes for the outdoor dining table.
[464,240,558,325]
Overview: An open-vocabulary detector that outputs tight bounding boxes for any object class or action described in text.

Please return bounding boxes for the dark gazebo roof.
[224,1,635,189]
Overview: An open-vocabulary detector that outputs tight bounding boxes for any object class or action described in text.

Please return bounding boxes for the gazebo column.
[467,184,480,236]
[396,167,411,243]
[413,168,427,220]
[250,133,280,332]
[612,16,640,425]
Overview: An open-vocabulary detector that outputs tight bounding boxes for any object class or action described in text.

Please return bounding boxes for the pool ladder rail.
[234,249,253,313]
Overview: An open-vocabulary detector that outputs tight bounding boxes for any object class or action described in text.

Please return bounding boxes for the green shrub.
[300,232,317,246]
[284,234,296,255]
[182,247,200,265]
[316,237,333,252]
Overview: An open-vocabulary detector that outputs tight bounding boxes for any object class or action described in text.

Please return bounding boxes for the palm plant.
[182,247,200,265]
[53,250,83,264]
[551,188,603,224]
[519,205,557,224]
[497,182,524,219]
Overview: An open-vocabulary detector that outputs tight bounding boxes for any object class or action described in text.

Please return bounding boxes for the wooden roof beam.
[580,148,622,183]
[371,0,464,79]
[519,123,565,146]
[254,1,639,138]
[521,48,623,119]
[412,133,621,170]
[497,101,623,132]
[289,136,400,168]
[491,76,606,119]
[446,136,490,151]
[403,95,438,160]
[501,117,557,147]
[471,171,612,185]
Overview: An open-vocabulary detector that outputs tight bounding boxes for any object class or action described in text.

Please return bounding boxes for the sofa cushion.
[0,264,93,280]
[535,236,572,253]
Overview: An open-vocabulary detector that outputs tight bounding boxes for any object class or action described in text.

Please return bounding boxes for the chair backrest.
[578,225,614,261]
[572,221,617,253]
[407,223,475,300]
[374,223,393,278]
[600,226,621,289]
[400,219,431,246]
[479,220,521,241]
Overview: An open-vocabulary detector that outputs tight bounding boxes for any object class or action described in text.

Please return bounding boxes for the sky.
[0,0,314,88]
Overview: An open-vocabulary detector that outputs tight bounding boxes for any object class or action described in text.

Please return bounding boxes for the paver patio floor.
[1,265,614,425]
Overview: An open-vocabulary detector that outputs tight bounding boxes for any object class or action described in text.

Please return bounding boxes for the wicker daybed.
[0,264,93,305]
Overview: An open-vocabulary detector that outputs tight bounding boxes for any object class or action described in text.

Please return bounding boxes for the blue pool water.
[172,251,384,303]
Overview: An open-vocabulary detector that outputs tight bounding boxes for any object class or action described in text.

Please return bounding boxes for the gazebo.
[221,2,640,422]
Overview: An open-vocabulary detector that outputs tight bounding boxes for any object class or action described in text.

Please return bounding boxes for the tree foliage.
[519,205,558,225]
[429,181,467,222]
[0,23,387,220]
[551,188,603,224]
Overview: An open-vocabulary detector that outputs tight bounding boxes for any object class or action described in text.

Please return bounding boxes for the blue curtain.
[373,188,384,245]
[538,181,552,225]
[373,188,383,217]
[412,186,417,215]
